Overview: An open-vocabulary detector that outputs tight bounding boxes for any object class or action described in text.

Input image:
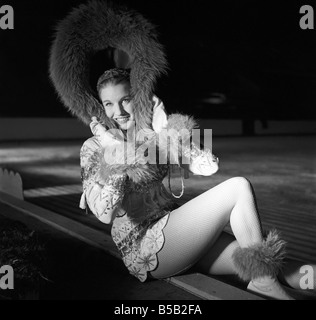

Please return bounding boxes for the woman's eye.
[122,98,130,104]
[104,103,112,107]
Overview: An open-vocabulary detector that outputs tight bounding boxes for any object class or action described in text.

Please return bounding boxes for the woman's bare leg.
[150,177,293,299]
[193,231,239,275]
[151,177,263,277]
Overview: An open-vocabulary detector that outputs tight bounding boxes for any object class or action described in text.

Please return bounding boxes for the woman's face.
[100,82,135,130]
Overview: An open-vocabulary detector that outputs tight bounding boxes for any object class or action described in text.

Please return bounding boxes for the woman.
[49,1,314,300]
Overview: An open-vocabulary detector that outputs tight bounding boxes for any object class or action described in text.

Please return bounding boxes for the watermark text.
[299,5,314,29]
[99,124,214,166]
[299,265,314,289]
[0,265,14,290]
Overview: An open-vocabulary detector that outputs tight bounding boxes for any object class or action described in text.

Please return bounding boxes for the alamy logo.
[299,265,315,290]
[0,265,14,290]
[0,5,14,30]
[97,125,213,166]
[299,5,314,29]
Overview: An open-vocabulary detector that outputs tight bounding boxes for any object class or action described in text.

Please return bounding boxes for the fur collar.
[97,113,198,183]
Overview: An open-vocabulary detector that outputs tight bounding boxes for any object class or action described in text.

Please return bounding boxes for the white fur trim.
[152,96,168,133]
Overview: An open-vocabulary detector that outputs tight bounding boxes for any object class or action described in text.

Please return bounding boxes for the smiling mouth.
[114,116,130,124]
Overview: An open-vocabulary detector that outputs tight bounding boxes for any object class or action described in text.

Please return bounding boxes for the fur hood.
[49,0,168,130]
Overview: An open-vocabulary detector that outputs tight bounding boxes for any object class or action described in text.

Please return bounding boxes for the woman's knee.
[227,176,253,193]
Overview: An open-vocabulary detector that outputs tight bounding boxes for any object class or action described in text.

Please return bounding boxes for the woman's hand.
[90,116,106,138]
[90,116,122,148]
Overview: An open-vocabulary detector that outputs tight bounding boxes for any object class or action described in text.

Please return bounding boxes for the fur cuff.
[232,230,286,281]
[157,113,198,165]
[166,113,198,133]
[98,143,159,184]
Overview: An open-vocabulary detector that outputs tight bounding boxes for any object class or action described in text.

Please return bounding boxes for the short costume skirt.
[111,210,171,282]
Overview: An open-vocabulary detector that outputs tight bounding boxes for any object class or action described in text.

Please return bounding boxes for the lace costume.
[80,136,175,281]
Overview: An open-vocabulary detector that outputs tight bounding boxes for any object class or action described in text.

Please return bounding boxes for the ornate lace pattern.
[111,210,172,282]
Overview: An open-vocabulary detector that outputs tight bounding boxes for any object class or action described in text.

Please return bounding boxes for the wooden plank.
[167,273,264,300]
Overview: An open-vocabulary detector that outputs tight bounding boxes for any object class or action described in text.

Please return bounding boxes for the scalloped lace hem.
[122,213,170,282]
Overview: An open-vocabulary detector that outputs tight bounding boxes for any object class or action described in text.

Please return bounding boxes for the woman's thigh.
[150,178,241,279]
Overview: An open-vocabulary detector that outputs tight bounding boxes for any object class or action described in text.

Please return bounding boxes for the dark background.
[1,0,315,122]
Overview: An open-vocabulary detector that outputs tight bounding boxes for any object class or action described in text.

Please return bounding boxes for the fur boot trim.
[49,0,167,130]
[232,230,286,281]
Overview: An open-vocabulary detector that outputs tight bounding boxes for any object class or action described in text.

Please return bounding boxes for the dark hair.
[97,68,130,98]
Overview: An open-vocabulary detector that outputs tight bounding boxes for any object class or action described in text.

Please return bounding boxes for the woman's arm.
[80,138,127,224]
[152,98,219,176]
